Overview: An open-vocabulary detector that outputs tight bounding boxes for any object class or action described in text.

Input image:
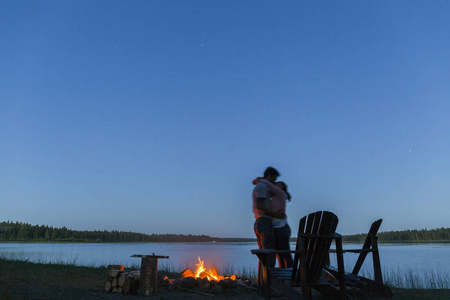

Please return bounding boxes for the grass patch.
[0,258,179,299]
[358,266,450,289]
[1,258,450,299]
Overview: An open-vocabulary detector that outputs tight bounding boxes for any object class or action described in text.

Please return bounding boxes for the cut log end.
[104,280,112,292]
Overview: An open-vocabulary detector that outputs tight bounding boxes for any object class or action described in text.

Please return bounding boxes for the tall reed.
[360,266,450,289]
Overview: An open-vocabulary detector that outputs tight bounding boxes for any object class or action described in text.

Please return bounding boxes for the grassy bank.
[1,258,449,299]
[0,258,257,299]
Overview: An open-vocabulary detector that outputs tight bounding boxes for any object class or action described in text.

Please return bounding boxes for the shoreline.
[1,239,450,244]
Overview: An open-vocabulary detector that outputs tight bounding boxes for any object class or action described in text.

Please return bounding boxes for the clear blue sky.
[1,1,449,238]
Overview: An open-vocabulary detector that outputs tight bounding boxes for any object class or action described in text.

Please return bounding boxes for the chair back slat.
[292,216,306,281]
[293,211,339,284]
[306,211,322,271]
[310,212,338,280]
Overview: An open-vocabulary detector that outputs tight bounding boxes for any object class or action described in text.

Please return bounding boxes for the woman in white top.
[255,178,294,268]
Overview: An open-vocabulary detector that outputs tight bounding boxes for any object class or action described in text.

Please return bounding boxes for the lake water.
[1,242,449,288]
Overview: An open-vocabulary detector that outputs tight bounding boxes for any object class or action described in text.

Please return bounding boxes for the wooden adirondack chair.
[327,219,393,297]
[251,211,349,300]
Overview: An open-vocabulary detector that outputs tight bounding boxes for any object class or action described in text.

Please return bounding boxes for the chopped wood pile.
[104,265,140,295]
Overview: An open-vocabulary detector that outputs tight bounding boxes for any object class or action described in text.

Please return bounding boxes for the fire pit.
[105,256,258,296]
[162,257,256,294]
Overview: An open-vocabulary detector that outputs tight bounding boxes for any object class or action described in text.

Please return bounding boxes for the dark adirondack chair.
[251,211,348,300]
[327,219,393,297]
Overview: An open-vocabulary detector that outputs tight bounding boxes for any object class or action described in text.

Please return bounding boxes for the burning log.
[198,271,209,279]
[181,269,194,279]
[209,268,219,278]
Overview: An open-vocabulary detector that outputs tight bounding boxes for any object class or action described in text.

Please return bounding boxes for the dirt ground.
[0,279,263,300]
[2,279,450,300]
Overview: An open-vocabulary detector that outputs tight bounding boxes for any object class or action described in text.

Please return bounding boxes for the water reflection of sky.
[0,242,261,272]
[1,242,449,284]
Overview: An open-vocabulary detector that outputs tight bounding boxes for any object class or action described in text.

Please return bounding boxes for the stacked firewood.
[104,265,140,295]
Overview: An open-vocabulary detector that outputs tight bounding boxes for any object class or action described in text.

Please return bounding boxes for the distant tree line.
[343,227,450,242]
[0,221,221,243]
[2,221,449,243]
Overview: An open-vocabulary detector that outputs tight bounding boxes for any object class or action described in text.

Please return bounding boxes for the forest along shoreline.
[1,221,450,243]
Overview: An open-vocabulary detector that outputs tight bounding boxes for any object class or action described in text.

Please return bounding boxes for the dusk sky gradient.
[1,1,449,238]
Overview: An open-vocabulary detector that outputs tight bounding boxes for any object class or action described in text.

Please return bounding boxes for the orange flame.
[194,257,206,278]
[193,256,221,281]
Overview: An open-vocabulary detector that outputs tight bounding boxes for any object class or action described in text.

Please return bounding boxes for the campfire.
[170,256,244,293]
[182,257,237,281]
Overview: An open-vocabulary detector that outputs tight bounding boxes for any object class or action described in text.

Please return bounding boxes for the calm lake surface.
[1,242,449,287]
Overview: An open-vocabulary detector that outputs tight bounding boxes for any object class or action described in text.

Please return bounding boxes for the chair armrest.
[329,248,374,254]
[251,249,303,255]
[298,232,342,239]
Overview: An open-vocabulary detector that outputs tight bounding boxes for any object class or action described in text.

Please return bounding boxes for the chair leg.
[371,235,383,285]
[353,220,383,277]
[263,265,271,300]
[298,237,310,298]
[335,238,347,299]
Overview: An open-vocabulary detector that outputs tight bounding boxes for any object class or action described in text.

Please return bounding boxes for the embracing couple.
[252,166,293,283]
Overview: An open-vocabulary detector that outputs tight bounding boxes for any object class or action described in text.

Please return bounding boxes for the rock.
[237,280,247,287]
[210,280,218,288]
[181,277,196,289]
[196,277,209,286]
[219,279,237,289]
[180,269,194,279]
[199,282,211,291]
[211,285,223,294]
[172,278,182,287]
[198,271,209,279]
